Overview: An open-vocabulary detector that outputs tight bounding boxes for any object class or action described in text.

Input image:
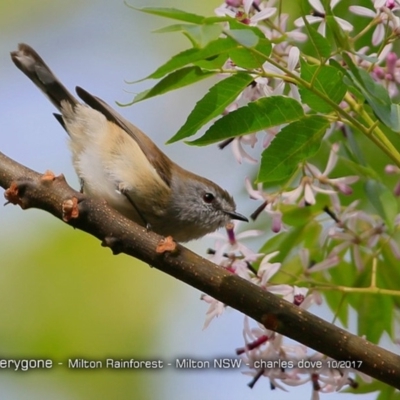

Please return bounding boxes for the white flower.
[263,46,301,101]
[350,1,388,45]
[201,295,225,329]
[257,251,281,286]
[294,0,353,36]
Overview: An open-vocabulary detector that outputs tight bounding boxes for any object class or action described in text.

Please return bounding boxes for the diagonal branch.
[0,150,399,389]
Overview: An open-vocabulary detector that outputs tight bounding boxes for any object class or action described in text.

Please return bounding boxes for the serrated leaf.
[188,96,304,146]
[258,231,296,264]
[356,69,391,106]
[325,15,351,51]
[258,221,321,264]
[358,293,392,342]
[329,58,346,74]
[342,75,363,101]
[229,29,259,47]
[153,23,189,34]
[340,156,378,180]
[354,268,393,342]
[142,37,238,80]
[342,53,400,132]
[299,61,346,113]
[168,73,254,143]
[229,48,260,69]
[266,221,322,283]
[254,38,272,57]
[154,24,223,48]
[280,204,320,227]
[269,256,304,284]
[324,290,349,328]
[183,25,223,48]
[228,19,267,38]
[229,38,271,69]
[301,16,331,59]
[381,238,400,278]
[203,16,233,24]
[381,244,400,309]
[303,221,323,249]
[329,259,358,288]
[365,180,398,229]
[325,259,357,327]
[342,125,368,167]
[133,7,206,24]
[125,67,216,105]
[258,116,329,183]
[193,53,228,69]
[390,103,400,132]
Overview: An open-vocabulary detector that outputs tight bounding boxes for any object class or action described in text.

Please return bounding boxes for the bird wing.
[76,86,172,188]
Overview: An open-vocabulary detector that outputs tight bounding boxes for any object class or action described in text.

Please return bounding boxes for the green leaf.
[133,7,206,24]
[258,116,330,183]
[202,16,233,24]
[140,38,237,79]
[299,61,346,113]
[182,24,223,48]
[154,24,223,48]
[124,67,216,105]
[323,290,349,328]
[329,259,358,288]
[342,75,364,101]
[193,54,228,69]
[357,293,393,342]
[342,53,400,132]
[349,379,385,394]
[168,73,254,143]
[229,29,259,47]
[301,16,331,59]
[143,37,238,80]
[188,96,304,146]
[325,259,357,328]
[153,23,190,34]
[351,267,393,342]
[329,58,346,74]
[161,41,234,77]
[390,103,400,132]
[381,243,400,309]
[280,204,321,227]
[229,38,271,69]
[364,180,398,230]
[376,386,399,400]
[340,156,379,181]
[325,15,351,51]
[342,125,369,167]
[228,19,267,38]
[258,231,297,266]
[265,221,322,283]
[259,222,321,265]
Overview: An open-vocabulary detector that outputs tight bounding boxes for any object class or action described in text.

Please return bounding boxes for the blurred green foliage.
[0,222,181,399]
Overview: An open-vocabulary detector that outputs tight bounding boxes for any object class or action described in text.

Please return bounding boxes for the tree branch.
[0,150,399,389]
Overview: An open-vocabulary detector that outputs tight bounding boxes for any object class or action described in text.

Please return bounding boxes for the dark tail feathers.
[11,43,78,111]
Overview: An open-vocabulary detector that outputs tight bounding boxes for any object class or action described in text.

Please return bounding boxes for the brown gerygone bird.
[11,43,248,242]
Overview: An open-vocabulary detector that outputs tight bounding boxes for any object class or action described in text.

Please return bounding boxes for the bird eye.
[203,192,215,203]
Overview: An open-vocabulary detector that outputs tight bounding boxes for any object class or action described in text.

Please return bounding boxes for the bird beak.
[224,210,249,222]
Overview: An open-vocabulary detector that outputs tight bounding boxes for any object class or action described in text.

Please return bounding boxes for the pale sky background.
[0,0,384,399]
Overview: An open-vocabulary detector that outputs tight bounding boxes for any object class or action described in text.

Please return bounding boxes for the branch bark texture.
[0,151,399,389]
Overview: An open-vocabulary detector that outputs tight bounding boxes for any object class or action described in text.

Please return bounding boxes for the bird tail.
[10,43,78,111]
